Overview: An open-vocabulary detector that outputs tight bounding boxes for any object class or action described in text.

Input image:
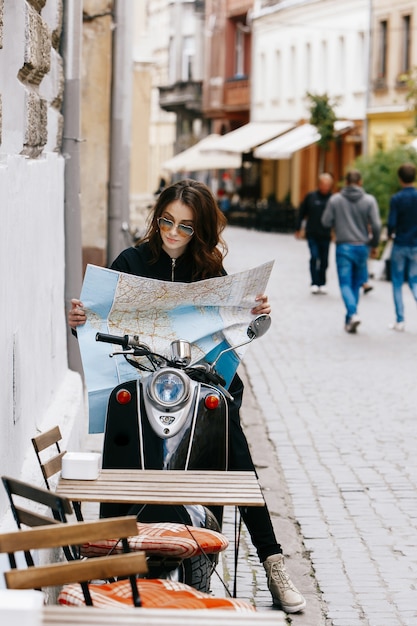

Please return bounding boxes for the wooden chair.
[0,517,254,612]
[1,517,146,607]
[32,426,66,491]
[2,475,79,564]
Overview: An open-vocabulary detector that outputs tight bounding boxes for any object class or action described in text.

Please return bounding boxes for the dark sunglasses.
[157,217,194,238]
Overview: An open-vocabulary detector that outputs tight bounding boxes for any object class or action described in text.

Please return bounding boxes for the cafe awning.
[201,122,294,154]
[253,121,354,160]
[161,134,241,173]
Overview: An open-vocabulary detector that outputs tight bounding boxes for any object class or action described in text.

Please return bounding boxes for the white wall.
[0,0,84,530]
[251,0,370,123]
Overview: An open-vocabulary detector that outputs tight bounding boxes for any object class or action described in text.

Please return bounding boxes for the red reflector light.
[116,389,132,404]
[205,394,220,410]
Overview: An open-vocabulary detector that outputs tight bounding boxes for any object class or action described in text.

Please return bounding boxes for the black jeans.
[307,237,330,286]
[212,374,282,563]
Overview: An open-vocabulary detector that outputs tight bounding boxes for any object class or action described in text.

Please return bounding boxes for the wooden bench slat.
[32,426,62,453]
[6,552,147,590]
[41,452,67,479]
[42,606,286,625]
[0,517,139,553]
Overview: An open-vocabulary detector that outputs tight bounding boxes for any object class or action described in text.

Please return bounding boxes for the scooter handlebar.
[96,332,129,349]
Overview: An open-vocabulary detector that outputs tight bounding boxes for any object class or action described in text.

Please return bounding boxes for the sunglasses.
[157,217,194,238]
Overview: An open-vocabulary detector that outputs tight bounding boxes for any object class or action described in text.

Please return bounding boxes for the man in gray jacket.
[322,170,381,333]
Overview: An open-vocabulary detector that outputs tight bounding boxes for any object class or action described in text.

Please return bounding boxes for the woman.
[69,179,305,614]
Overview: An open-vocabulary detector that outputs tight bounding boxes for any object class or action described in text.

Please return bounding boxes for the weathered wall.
[0,0,84,530]
[80,0,113,269]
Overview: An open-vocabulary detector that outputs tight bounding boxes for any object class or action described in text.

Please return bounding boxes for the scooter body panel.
[100,378,229,519]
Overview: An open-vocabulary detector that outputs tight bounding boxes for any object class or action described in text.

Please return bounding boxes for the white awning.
[254,121,354,160]
[161,134,241,173]
[201,122,294,154]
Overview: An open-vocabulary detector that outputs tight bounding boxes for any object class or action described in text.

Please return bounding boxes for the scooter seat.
[80,521,229,559]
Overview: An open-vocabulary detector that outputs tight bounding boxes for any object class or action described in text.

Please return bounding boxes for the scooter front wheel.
[172,553,215,592]
[168,506,220,592]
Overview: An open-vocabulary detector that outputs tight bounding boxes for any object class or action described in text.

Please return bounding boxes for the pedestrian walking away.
[68,179,306,614]
[321,170,381,333]
[387,162,417,331]
[295,173,333,294]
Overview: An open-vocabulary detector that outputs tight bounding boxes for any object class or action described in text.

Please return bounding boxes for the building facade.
[367,0,417,154]
[250,0,370,207]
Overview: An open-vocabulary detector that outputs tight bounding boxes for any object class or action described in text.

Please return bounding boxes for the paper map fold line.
[78,260,274,433]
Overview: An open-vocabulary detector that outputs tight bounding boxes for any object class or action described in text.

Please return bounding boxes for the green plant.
[352,145,417,222]
[306,92,338,151]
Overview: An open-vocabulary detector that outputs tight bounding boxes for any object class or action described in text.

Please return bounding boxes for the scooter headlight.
[148,369,190,408]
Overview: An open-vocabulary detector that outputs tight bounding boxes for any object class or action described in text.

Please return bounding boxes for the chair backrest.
[2,475,77,565]
[2,476,73,528]
[31,426,66,490]
[0,517,147,607]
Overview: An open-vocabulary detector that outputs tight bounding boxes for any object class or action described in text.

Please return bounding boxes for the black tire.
[177,553,213,592]
[170,507,221,592]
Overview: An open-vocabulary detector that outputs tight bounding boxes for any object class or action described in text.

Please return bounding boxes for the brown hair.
[397,162,416,184]
[346,170,362,185]
[139,179,228,279]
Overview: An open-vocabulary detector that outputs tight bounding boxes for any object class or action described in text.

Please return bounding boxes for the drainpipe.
[363,0,373,157]
[107,0,134,265]
[62,0,83,374]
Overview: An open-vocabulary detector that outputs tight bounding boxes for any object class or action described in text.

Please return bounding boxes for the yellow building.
[367,1,416,153]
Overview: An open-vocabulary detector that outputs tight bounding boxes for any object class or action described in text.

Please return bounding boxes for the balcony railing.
[224,77,250,109]
[158,81,202,113]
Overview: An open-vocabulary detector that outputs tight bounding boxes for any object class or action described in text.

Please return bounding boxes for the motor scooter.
[95,313,271,591]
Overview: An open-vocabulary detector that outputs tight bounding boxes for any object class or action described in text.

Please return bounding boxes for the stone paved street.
[211,226,417,626]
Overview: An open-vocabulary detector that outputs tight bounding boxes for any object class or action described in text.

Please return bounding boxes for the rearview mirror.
[247,314,271,340]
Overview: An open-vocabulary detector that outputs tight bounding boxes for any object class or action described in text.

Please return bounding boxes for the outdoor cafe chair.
[0,516,254,611]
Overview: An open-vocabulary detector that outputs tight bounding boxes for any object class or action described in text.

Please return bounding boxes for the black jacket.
[297,190,332,239]
[111,242,196,282]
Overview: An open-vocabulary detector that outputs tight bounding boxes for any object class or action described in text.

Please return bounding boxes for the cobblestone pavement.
[211,227,417,626]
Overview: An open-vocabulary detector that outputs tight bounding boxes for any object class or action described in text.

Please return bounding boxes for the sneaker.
[363,284,374,294]
[263,554,306,613]
[388,321,405,332]
[318,285,328,294]
[345,314,361,333]
[310,285,319,294]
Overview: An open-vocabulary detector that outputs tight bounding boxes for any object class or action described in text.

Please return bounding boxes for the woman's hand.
[68,298,87,329]
[251,294,271,316]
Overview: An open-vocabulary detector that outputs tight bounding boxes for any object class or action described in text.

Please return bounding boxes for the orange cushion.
[58,578,254,611]
[80,522,229,559]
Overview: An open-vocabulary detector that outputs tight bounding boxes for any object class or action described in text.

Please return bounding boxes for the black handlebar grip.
[95,332,129,348]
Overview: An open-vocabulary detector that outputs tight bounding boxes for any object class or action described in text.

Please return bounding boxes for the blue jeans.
[307,238,330,286]
[390,245,417,322]
[336,244,369,323]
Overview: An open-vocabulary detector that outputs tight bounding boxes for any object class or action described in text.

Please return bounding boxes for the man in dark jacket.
[387,162,417,331]
[295,173,333,294]
[322,170,381,333]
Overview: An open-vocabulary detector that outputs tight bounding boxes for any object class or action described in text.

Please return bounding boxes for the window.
[378,20,388,78]
[305,43,311,91]
[401,15,411,73]
[182,36,195,81]
[168,36,176,83]
[288,45,296,99]
[336,36,345,93]
[355,31,366,90]
[273,49,282,102]
[320,41,328,92]
[235,24,245,77]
